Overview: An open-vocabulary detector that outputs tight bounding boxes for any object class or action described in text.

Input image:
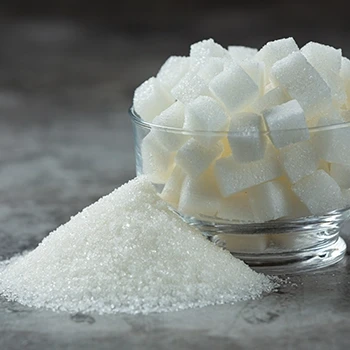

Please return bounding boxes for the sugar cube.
[239,59,265,95]
[328,72,348,107]
[301,42,341,76]
[228,46,258,61]
[263,100,310,148]
[278,176,311,218]
[340,57,350,108]
[278,141,319,183]
[178,167,221,217]
[215,147,282,197]
[216,192,254,222]
[290,197,311,219]
[292,170,346,215]
[251,86,290,114]
[160,166,186,207]
[248,180,296,222]
[197,57,225,82]
[176,138,223,178]
[330,163,350,189]
[151,101,189,151]
[157,56,190,90]
[301,42,346,106]
[312,113,350,165]
[190,38,228,67]
[133,77,175,122]
[141,133,175,184]
[271,52,332,118]
[256,37,299,74]
[184,95,229,146]
[171,70,208,104]
[209,61,259,113]
[228,112,267,162]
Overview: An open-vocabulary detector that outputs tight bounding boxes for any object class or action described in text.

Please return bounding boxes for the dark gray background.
[1,2,350,349]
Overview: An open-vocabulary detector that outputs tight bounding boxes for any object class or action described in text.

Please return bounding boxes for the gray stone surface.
[1,19,350,350]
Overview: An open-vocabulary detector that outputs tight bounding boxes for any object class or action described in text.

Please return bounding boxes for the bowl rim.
[129,106,350,135]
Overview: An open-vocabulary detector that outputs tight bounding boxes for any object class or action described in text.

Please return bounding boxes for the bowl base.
[177,209,349,275]
[225,236,347,275]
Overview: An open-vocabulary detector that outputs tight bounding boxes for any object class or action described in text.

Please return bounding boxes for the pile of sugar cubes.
[133,38,350,223]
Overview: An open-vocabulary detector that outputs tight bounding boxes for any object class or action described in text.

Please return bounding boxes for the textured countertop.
[1,19,350,350]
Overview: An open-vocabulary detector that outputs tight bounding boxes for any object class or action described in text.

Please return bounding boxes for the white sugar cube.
[228,46,258,61]
[133,77,175,122]
[301,42,341,76]
[228,112,267,163]
[292,170,346,215]
[312,113,350,165]
[190,38,227,66]
[251,86,290,113]
[271,52,332,117]
[215,147,282,197]
[171,70,208,104]
[290,197,311,219]
[160,166,186,207]
[178,168,221,217]
[340,57,350,108]
[141,133,175,184]
[301,42,346,106]
[256,37,299,74]
[197,57,225,82]
[209,61,259,113]
[263,100,310,148]
[278,176,311,218]
[175,138,223,178]
[184,95,229,146]
[239,59,265,95]
[330,163,350,189]
[248,180,296,222]
[157,56,190,90]
[279,141,319,183]
[327,72,347,107]
[151,101,189,151]
[216,192,254,222]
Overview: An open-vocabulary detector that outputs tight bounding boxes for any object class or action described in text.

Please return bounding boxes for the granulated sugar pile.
[0,177,275,314]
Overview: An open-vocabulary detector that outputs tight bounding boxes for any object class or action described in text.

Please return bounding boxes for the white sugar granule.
[0,176,276,314]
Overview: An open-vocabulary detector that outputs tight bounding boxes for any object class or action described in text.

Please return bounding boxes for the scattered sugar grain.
[0,177,276,315]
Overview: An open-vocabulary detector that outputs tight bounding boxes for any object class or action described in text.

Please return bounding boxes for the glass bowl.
[129,107,350,274]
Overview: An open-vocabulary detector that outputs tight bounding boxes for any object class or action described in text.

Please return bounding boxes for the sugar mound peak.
[0,177,275,315]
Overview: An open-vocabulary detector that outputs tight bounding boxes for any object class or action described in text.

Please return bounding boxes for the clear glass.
[129,107,350,274]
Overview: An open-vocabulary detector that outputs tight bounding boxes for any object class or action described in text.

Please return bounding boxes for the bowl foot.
[221,236,347,275]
